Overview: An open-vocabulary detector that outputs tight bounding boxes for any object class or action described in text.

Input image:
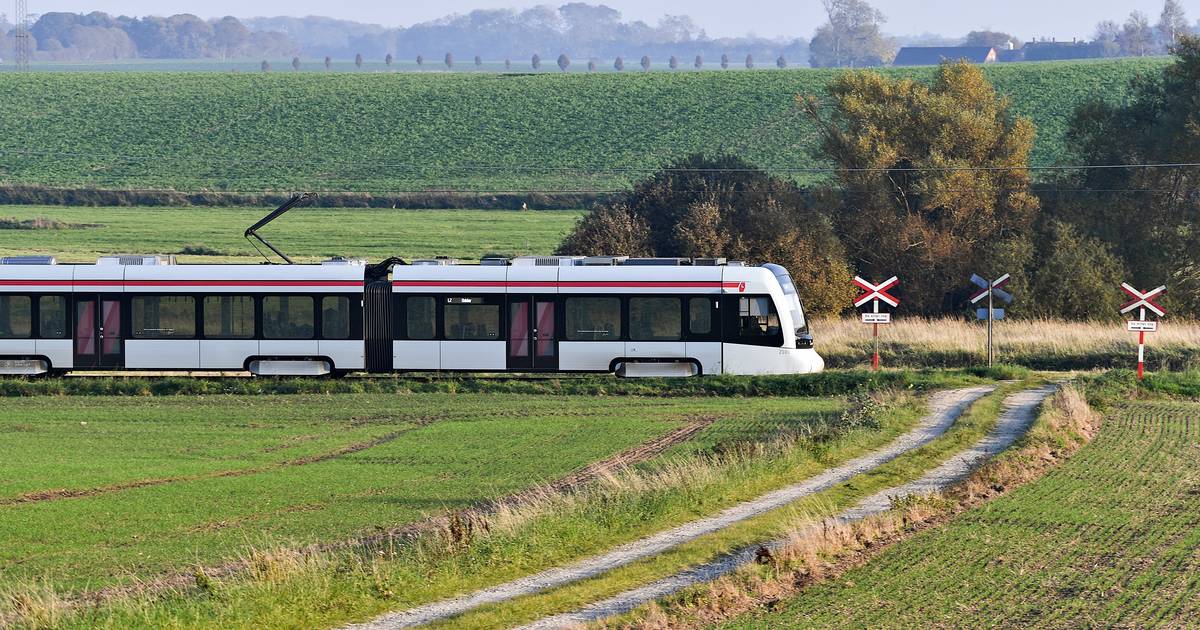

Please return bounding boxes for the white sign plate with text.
[861,313,892,325]
[1127,320,1158,333]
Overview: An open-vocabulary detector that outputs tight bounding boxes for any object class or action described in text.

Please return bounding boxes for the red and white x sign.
[854,276,900,308]
[1120,283,1166,317]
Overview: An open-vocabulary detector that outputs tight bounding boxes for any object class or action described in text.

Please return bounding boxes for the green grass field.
[0,206,582,262]
[720,399,1200,628]
[0,59,1168,194]
[0,392,841,593]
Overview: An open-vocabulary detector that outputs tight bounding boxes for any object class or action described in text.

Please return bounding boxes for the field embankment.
[816,317,1200,371]
[0,59,1167,203]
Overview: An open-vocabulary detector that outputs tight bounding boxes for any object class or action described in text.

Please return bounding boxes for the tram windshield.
[761,264,808,336]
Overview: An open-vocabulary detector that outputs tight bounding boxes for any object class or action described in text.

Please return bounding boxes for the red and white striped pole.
[872,300,880,371]
[1137,306,1146,380]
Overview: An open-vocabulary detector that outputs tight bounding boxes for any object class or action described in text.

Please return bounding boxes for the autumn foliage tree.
[556,155,855,315]
[805,61,1039,314]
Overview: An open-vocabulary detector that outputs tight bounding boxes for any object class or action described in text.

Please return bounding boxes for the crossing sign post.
[853,276,899,371]
[969,274,1013,367]
[1120,283,1166,380]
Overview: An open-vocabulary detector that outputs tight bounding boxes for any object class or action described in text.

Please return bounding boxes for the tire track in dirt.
[344,386,997,630]
[519,385,1054,630]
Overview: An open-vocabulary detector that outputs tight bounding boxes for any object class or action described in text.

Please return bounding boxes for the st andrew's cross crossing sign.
[1120,283,1167,380]
[853,276,900,311]
[969,273,1013,367]
[853,276,899,370]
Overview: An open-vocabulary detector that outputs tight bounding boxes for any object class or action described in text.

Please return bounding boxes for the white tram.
[0,254,824,377]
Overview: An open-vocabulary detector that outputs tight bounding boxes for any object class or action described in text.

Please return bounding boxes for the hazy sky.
[20,0,1200,40]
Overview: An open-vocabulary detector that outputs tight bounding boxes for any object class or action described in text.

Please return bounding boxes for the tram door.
[74,296,124,369]
[507,296,558,371]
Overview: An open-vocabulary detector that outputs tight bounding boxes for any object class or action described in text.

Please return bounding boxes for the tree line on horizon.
[2,1,1197,68]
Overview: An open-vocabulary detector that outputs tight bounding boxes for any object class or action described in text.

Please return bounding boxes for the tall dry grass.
[813,317,1200,369]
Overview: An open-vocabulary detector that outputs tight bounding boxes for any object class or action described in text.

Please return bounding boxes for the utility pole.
[14,0,31,71]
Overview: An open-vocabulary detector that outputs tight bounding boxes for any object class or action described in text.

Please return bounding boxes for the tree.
[324,56,331,70]
[640,55,651,70]
[805,61,1040,314]
[355,53,363,68]
[474,54,482,67]
[614,56,624,71]
[1094,21,1122,57]
[1121,11,1153,56]
[721,53,729,69]
[212,16,249,60]
[745,54,753,68]
[385,52,393,66]
[557,53,570,71]
[556,155,855,316]
[1158,0,1189,48]
[291,56,300,70]
[532,53,541,69]
[669,55,679,69]
[444,52,453,69]
[694,54,703,69]
[260,59,270,72]
[1063,36,1200,315]
[809,0,893,68]
[1028,221,1127,319]
[776,55,787,68]
[963,30,1020,50]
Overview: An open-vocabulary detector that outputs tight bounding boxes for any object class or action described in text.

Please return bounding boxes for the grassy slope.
[0,59,1167,193]
[0,393,838,591]
[0,207,582,262]
[720,399,1200,628]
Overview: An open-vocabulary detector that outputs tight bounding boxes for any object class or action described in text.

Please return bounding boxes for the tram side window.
[406,296,436,340]
[203,296,255,339]
[727,296,783,347]
[688,298,713,336]
[444,298,500,340]
[565,297,621,341]
[0,295,32,339]
[39,296,67,339]
[322,296,352,340]
[132,296,196,339]
[263,296,314,339]
[629,297,681,341]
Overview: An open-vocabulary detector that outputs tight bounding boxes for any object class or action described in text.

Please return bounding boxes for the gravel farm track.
[346,384,1026,629]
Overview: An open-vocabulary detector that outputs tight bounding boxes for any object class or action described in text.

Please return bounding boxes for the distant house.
[893,46,997,66]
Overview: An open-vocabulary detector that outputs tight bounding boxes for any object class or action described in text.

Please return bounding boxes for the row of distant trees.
[3,1,1198,67]
[259,52,799,71]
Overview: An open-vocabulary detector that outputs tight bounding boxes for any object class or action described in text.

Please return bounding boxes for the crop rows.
[723,400,1200,628]
[0,59,1167,195]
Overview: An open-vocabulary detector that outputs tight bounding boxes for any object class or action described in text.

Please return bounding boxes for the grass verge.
[0,367,1019,398]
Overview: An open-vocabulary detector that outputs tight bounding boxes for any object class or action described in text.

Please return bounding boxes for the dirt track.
[344,385,997,630]
[519,385,1055,629]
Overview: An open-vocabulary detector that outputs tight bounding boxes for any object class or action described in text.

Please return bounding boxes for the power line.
[2,148,1200,174]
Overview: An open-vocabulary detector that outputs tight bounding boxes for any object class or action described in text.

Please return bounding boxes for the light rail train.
[0,254,823,377]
